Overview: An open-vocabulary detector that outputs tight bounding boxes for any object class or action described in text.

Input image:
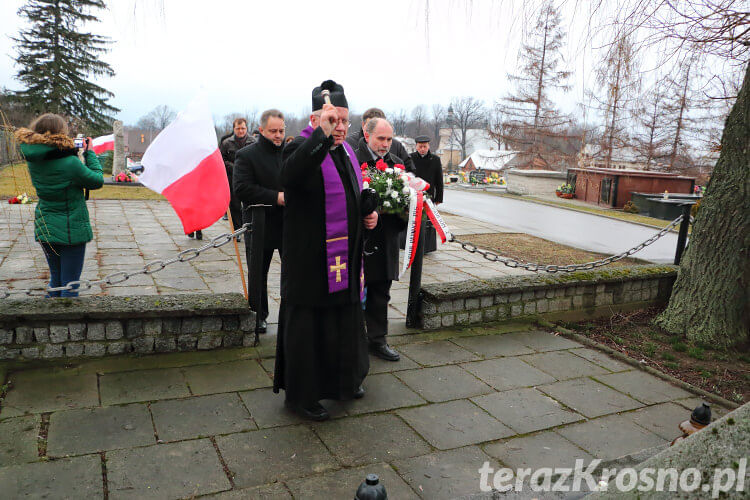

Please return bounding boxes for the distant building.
[394,136,416,155]
[569,167,695,208]
[578,144,647,171]
[436,128,500,170]
[458,149,519,172]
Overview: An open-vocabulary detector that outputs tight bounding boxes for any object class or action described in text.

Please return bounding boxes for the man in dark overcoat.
[347,107,414,172]
[220,118,257,234]
[409,135,444,253]
[355,118,406,362]
[233,109,286,333]
[274,80,378,421]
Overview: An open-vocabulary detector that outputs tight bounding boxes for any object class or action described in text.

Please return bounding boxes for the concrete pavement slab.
[0,454,102,499]
[460,357,557,391]
[393,446,500,500]
[397,400,514,450]
[1,369,99,417]
[451,334,535,358]
[286,462,418,499]
[215,425,337,489]
[471,388,584,434]
[150,393,256,441]
[106,439,230,499]
[313,413,431,466]
[395,365,493,402]
[367,352,420,374]
[483,431,595,470]
[520,351,611,380]
[501,330,583,352]
[555,414,668,460]
[181,359,272,395]
[568,347,631,372]
[622,402,689,441]
[397,340,480,367]
[0,415,39,466]
[345,373,425,415]
[47,403,154,457]
[538,378,644,418]
[238,388,348,428]
[593,370,692,404]
[99,368,190,405]
[204,483,292,499]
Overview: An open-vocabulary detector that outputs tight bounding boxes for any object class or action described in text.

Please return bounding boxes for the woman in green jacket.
[15,113,104,297]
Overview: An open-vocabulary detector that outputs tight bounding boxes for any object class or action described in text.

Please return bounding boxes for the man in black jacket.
[233,110,286,333]
[274,80,378,421]
[410,135,444,253]
[347,107,414,172]
[221,118,257,234]
[355,118,405,362]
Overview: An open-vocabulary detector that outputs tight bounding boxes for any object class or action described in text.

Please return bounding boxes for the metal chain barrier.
[0,223,252,299]
[448,215,684,273]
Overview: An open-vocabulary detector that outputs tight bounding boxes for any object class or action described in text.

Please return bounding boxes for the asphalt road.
[440,189,682,264]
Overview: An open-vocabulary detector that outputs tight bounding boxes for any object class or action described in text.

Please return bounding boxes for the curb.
[536,319,740,411]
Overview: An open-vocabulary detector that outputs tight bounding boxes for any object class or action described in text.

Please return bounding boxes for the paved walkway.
[0,326,729,499]
[0,200,530,330]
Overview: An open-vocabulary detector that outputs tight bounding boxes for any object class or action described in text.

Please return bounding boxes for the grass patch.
[671,340,688,352]
[688,347,706,360]
[460,232,643,268]
[664,361,680,370]
[643,342,657,357]
[661,351,677,361]
[1,163,164,201]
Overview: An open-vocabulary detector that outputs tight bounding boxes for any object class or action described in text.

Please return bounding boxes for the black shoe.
[222,214,228,221]
[235,235,242,242]
[187,232,195,239]
[353,386,365,399]
[195,230,203,240]
[284,400,330,421]
[257,319,267,333]
[370,343,400,361]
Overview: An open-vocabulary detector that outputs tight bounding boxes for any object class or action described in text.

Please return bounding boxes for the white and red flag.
[91,134,114,154]
[140,96,229,234]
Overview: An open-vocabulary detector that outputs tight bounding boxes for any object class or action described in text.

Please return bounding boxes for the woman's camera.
[74,134,85,149]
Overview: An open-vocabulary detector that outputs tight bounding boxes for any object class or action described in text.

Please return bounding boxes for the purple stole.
[299,126,364,300]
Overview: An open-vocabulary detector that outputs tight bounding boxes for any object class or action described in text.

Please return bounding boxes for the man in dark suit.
[233,109,286,333]
[410,135,444,253]
[347,107,414,172]
[355,118,406,362]
[220,118,257,236]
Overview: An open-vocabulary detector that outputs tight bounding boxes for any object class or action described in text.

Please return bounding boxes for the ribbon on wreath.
[398,182,454,279]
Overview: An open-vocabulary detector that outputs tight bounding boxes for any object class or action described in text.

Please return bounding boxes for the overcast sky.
[0,0,729,127]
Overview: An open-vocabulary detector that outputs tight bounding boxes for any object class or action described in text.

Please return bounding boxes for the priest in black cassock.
[273,80,378,421]
[409,135,444,253]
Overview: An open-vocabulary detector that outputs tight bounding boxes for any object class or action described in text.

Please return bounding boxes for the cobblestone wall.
[420,265,677,330]
[0,294,255,362]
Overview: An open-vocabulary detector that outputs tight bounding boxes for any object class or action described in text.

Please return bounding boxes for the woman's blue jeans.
[39,243,86,297]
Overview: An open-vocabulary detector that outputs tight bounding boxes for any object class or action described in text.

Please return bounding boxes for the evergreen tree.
[12,0,118,132]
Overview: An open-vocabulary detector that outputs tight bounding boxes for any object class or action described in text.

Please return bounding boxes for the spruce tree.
[12,0,118,132]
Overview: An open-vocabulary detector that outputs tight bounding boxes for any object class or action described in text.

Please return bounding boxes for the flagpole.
[226,210,248,300]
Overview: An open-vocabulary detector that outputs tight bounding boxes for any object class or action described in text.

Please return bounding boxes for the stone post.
[112,120,125,177]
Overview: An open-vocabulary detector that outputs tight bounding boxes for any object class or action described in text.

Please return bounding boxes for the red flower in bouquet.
[8,196,19,204]
[375,159,387,172]
[394,163,405,170]
[363,176,371,183]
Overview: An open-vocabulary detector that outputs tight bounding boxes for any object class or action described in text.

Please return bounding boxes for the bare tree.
[429,104,446,150]
[410,105,427,137]
[631,79,670,169]
[592,33,641,168]
[136,104,176,131]
[450,96,486,160]
[389,109,408,136]
[664,55,701,171]
[495,1,571,161]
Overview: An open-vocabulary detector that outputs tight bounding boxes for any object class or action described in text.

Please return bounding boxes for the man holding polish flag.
[139,96,230,235]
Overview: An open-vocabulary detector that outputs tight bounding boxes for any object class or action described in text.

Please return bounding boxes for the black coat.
[280,127,364,306]
[409,150,444,203]
[346,129,414,172]
[220,134,256,175]
[355,142,408,282]
[233,134,284,250]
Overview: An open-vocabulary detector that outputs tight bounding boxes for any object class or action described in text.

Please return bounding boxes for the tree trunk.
[654,62,750,348]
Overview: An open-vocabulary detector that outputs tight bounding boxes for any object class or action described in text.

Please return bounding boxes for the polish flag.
[140,96,230,234]
[91,134,114,154]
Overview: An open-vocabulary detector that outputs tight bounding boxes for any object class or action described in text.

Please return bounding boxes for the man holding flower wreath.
[355,118,407,362]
